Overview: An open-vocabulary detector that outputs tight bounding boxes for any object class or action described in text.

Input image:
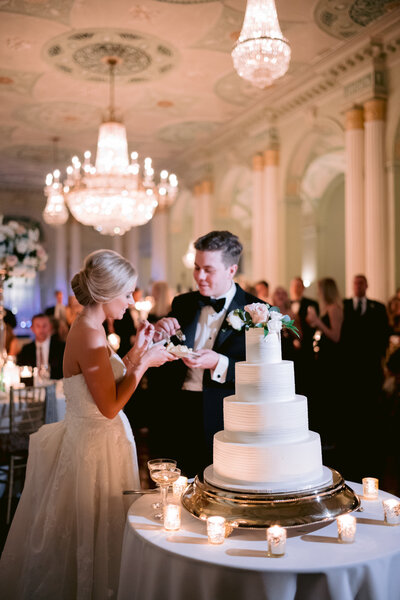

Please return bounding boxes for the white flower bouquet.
[226,302,299,337]
[0,217,48,281]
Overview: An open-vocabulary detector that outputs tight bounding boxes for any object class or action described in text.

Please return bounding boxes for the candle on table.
[207,516,226,545]
[3,358,20,390]
[337,514,356,543]
[362,477,379,500]
[172,476,188,499]
[383,499,400,525]
[163,504,181,531]
[19,365,33,387]
[267,525,287,556]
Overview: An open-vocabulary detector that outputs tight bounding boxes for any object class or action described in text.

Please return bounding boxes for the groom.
[149,230,260,477]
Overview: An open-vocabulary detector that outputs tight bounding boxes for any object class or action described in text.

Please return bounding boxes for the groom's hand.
[182,349,219,370]
[153,317,181,342]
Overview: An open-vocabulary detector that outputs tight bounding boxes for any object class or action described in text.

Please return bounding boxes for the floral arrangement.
[0,217,48,281]
[227,302,299,337]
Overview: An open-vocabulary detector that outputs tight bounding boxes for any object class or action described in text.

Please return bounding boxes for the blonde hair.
[318,277,341,308]
[71,249,137,306]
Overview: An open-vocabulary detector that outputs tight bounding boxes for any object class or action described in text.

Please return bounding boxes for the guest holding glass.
[0,249,176,599]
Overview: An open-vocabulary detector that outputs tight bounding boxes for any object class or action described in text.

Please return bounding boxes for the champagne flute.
[150,467,181,519]
[147,458,177,511]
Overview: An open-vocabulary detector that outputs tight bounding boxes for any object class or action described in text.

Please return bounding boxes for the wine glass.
[147,459,177,512]
[150,467,181,520]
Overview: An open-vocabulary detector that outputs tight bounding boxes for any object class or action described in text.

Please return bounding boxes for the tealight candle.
[267,525,287,557]
[163,504,181,531]
[383,499,400,525]
[3,358,20,390]
[362,477,379,500]
[19,365,33,387]
[207,516,226,545]
[337,514,356,543]
[172,476,188,499]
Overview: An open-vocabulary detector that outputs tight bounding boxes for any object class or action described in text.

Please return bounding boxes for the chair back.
[9,385,49,435]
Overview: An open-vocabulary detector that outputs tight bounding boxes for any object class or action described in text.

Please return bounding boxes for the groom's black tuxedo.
[147,283,260,475]
[16,334,65,380]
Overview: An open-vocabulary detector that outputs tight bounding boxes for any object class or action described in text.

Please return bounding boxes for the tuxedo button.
[217,374,221,378]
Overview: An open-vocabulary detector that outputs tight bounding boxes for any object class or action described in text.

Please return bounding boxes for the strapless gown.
[0,353,140,599]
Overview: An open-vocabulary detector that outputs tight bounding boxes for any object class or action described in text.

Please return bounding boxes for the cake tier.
[223,394,308,443]
[213,430,324,485]
[245,328,281,364]
[235,360,295,402]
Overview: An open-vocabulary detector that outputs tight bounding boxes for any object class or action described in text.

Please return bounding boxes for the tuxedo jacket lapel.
[213,284,245,350]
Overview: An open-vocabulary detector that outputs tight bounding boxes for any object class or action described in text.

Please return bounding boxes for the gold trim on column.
[252,154,264,171]
[201,180,213,195]
[345,107,364,130]
[364,98,386,122]
[193,183,202,196]
[263,149,279,167]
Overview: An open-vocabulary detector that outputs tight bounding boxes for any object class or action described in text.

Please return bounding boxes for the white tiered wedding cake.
[205,307,332,493]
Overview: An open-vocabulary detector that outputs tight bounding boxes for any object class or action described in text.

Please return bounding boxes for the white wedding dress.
[0,352,140,600]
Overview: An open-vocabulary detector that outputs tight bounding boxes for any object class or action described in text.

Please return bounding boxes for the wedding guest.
[16,313,65,379]
[45,289,67,321]
[255,280,270,303]
[271,285,298,361]
[148,230,260,477]
[0,249,176,599]
[306,277,343,452]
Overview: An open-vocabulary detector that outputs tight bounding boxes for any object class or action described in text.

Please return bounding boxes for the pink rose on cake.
[244,302,269,324]
[226,303,299,338]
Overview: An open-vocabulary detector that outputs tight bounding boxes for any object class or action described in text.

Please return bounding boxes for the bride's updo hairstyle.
[71,249,137,306]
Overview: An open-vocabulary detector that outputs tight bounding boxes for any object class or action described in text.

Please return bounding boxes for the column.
[54,224,67,298]
[112,235,123,255]
[386,160,400,295]
[192,181,212,240]
[69,219,82,287]
[263,148,280,291]
[125,227,140,271]
[151,209,168,282]
[345,106,365,297]
[364,98,388,302]
[251,153,264,281]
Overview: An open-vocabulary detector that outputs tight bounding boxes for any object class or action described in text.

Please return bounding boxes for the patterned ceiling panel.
[0,125,16,144]
[215,71,267,106]
[314,0,400,39]
[0,143,77,166]
[0,0,74,26]
[14,101,101,133]
[42,29,179,83]
[125,91,200,118]
[158,120,220,144]
[192,4,243,53]
[0,68,40,96]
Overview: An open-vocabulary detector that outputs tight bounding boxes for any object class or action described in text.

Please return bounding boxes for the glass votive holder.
[207,516,226,545]
[163,504,181,531]
[172,476,188,499]
[19,365,34,387]
[267,525,287,557]
[362,477,379,500]
[383,499,400,526]
[337,514,356,543]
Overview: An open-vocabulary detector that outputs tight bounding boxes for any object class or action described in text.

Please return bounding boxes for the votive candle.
[207,516,226,544]
[163,504,181,531]
[172,476,188,499]
[362,477,379,500]
[267,525,287,556]
[383,499,400,525]
[337,514,356,543]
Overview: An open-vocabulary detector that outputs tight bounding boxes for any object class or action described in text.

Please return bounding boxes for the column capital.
[253,153,264,171]
[345,106,364,130]
[263,148,279,167]
[193,183,202,196]
[364,98,386,122]
[200,180,213,195]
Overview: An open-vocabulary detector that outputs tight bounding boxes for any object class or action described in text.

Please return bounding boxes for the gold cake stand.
[181,468,360,529]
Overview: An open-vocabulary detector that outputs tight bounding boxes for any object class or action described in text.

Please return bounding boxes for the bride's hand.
[144,345,178,368]
[130,320,154,362]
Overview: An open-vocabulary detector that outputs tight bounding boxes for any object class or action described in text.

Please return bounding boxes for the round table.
[117,483,400,600]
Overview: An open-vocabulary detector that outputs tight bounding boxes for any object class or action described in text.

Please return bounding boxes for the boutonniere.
[226,303,299,337]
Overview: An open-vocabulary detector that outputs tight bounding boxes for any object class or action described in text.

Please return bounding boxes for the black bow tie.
[198,296,226,313]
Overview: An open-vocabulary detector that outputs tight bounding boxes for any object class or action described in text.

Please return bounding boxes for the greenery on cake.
[227,303,299,337]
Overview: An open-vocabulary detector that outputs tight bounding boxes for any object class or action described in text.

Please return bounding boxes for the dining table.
[117,482,400,600]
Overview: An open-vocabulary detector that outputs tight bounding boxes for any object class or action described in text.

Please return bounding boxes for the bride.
[0,249,176,599]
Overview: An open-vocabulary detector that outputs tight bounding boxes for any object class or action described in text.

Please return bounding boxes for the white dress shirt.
[182,283,236,392]
[36,336,50,367]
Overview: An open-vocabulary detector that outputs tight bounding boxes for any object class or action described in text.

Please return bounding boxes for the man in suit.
[45,290,67,321]
[16,313,65,380]
[289,276,319,397]
[148,230,260,477]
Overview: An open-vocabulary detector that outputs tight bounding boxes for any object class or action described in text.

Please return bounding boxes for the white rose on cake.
[267,310,284,333]
[244,303,270,325]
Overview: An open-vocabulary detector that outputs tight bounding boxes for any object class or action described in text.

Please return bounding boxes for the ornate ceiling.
[0,0,399,189]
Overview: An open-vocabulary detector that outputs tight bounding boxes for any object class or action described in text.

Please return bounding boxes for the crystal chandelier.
[43,138,69,226]
[232,0,291,89]
[43,58,178,236]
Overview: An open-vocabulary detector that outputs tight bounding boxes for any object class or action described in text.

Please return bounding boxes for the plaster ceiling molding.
[125,90,200,118]
[154,0,216,4]
[314,0,400,40]
[214,71,265,106]
[157,120,220,145]
[5,36,34,52]
[218,164,252,228]
[0,143,77,170]
[300,150,346,214]
[0,125,16,144]
[0,0,74,26]
[42,29,179,84]
[0,68,41,96]
[13,101,101,134]
[192,5,244,54]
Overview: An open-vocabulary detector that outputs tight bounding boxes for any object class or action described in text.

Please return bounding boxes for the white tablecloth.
[118,483,400,600]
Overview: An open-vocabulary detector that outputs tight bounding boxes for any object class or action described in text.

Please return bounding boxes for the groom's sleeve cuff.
[210,354,229,384]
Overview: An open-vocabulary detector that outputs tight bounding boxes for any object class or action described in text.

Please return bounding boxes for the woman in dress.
[0,249,176,599]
